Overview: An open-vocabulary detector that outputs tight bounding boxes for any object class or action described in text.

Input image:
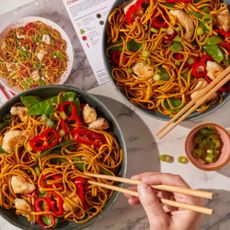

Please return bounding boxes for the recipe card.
[63,0,114,85]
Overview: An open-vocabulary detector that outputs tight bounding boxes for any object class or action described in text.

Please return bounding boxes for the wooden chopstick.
[156,65,230,139]
[88,180,213,215]
[0,82,11,100]
[85,172,213,199]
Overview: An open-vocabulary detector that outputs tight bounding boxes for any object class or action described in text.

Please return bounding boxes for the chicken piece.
[5,62,16,72]
[88,117,110,130]
[35,46,46,61]
[11,176,35,194]
[170,10,194,40]
[15,198,31,212]
[41,34,51,45]
[190,79,217,101]
[16,30,26,39]
[2,130,25,153]
[31,70,40,81]
[166,27,175,35]
[83,104,97,124]
[63,197,79,212]
[10,106,28,122]
[0,40,6,50]
[206,61,224,80]
[123,0,138,14]
[216,4,230,32]
[132,62,154,78]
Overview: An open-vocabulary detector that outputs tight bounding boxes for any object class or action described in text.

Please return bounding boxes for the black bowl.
[103,0,230,121]
[0,85,127,230]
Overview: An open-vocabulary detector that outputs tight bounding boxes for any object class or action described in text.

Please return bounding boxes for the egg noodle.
[0,92,122,228]
[106,0,230,116]
[0,21,68,91]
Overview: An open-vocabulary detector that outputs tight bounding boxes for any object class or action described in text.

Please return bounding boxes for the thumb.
[137,182,169,228]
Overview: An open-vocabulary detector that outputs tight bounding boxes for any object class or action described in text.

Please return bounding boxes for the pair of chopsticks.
[156,66,230,139]
[85,172,214,215]
[0,82,15,100]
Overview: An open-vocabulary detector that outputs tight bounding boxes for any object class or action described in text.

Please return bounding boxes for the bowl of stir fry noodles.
[104,0,230,120]
[0,85,127,229]
[0,17,74,93]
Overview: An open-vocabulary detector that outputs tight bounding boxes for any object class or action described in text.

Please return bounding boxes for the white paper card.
[63,0,114,85]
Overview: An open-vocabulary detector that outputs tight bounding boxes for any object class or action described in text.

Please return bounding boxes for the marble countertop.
[0,1,230,230]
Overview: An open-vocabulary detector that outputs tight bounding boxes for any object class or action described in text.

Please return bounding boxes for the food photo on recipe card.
[0,0,113,105]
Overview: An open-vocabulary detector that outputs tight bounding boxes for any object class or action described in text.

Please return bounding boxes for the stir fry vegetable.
[159,154,174,163]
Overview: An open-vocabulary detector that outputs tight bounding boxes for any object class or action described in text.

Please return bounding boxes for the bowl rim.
[185,122,230,171]
[0,85,127,230]
[102,0,230,121]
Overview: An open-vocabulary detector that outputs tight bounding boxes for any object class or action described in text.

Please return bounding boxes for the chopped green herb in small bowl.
[185,123,230,171]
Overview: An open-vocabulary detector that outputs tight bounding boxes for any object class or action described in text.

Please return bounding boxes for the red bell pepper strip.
[24,189,37,198]
[74,177,85,205]
[39,174,52,189]
[35,197,51,212]
[111,50,121,66]
[191,55,212,78]
[54,40,61,49]
[59,101,80,134]
[23,22,34,33]
[35,198,56,229]
[126,0,149,24]
[21,39,36,51]
[39,173,63,189]
[219,41,230,53]
[165,0,192,2]
[152,15,168,29]
[47,191,64,216]
[111,51,128,66]
[29,128,60,152]
[215,29,230,38]
[73,128,106,147]
[174,53,183,60]
[52,58,59,67]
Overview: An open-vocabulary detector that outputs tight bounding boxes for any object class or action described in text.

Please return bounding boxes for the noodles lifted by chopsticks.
[106,0,230,117]
[0,92,122,228]
[0,21,68,91]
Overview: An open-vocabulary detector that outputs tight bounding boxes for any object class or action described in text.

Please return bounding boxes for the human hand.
[125,172,204,230]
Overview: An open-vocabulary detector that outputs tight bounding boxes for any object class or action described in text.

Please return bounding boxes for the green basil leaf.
[20,95,41,108]
[127,39,142,51]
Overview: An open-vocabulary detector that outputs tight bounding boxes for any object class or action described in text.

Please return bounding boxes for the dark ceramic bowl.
[103,0,230,121]
[0,85,127,230]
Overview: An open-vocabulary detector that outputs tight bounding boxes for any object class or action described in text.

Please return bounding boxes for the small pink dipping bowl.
[185,123,230,171]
